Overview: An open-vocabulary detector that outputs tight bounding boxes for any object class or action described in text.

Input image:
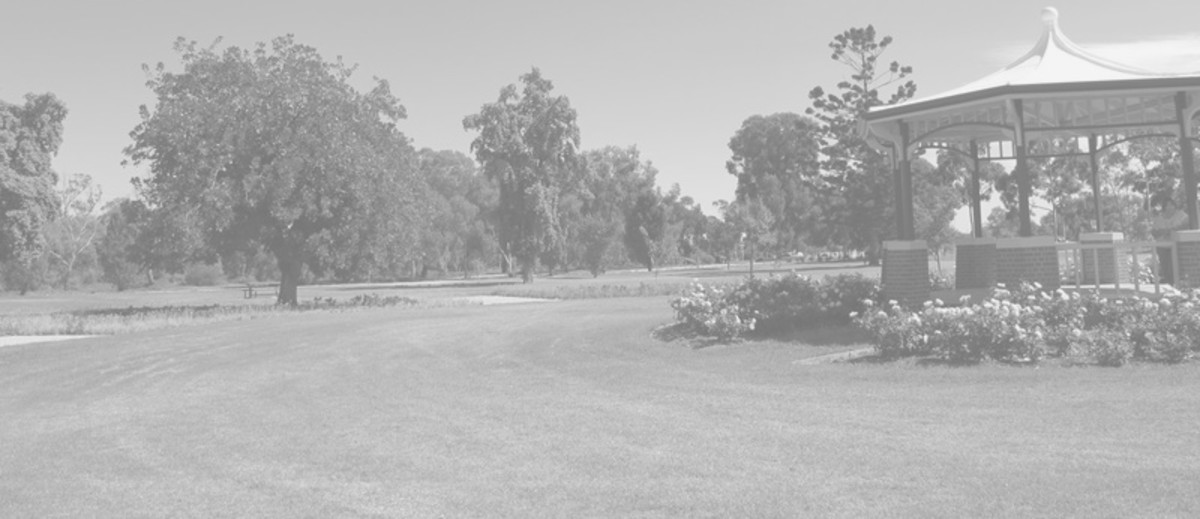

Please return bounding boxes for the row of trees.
[1,38,755,302]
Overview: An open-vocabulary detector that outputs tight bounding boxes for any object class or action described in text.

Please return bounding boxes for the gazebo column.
[1177,92,1199,229]
[1080,134,1125,284]
[1013,100,1033,237]
[993,100,1059,289]
[882,121,929,304]
[1087,134,1103,232]
[970,140,984,238]
[955,140,997,290]
[1173,91,1200,287]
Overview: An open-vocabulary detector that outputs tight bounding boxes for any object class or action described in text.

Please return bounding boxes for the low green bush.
[0,293,420,336]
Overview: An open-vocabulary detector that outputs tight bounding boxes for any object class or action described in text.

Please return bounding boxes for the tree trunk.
[276,254,302,306]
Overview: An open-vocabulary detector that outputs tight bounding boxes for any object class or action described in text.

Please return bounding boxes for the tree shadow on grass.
[652,322,873,351]
[742,324,872,347]
[849,355,1008,367]
[650,322,725,350]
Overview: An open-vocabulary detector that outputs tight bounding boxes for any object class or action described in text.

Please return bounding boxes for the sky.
[5,0,1200,223]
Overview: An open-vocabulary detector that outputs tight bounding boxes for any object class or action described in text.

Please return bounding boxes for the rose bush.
[670,273,880,340]
[853,282,1200,366]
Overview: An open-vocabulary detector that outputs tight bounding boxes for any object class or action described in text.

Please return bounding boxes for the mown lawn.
[1,296,1197,517]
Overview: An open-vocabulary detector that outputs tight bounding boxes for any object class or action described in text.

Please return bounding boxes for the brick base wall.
[882,240,930,305]
[1175,231,1200,288]
[955,240,996,289]
[995,237,1060,290]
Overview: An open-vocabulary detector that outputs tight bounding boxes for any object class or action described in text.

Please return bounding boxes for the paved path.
[0,335,95,348]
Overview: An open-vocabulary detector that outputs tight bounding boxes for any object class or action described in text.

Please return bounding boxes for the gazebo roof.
[865,7,1200,146]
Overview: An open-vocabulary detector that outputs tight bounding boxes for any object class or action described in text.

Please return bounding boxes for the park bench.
[242,283,279,299]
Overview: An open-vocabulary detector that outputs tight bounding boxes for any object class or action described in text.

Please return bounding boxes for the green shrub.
[669,273,880,341]
[1084,329,1134,367]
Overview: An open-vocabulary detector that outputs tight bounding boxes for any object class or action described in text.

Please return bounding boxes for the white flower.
[923,300,934,309]
[934,298,944,307]
[1072,328,1083,338]
[849,311,859,318]
[888,300,898,306]
[863,299,874,308]
[876,311,888,318]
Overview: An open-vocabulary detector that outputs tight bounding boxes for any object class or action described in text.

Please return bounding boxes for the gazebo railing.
[1055,240,1176,295]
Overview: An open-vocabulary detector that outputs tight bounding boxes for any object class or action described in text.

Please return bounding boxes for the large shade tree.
[726,112,821,252]
[463,68,580,282]
[1,93,66,263]
[126,36,418,304]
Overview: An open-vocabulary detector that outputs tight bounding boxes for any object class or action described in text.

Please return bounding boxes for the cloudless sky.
[5,0,1200,218]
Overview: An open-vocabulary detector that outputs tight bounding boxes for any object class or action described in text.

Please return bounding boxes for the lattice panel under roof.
[907,101,1011,144]
[1021,94,1179,134]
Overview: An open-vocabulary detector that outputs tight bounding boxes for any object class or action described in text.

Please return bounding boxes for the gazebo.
[864,7,1200,303]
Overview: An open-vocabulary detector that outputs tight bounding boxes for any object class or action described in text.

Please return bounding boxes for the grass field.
[3,262,1198,517]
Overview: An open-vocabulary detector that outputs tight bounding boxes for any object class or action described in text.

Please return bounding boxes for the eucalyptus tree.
[463,68,580,282]
[44,174,103,288]
[806,25,917,263]
[126,36,420,304]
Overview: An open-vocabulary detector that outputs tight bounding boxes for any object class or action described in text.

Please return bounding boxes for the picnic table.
[242,283,279,299]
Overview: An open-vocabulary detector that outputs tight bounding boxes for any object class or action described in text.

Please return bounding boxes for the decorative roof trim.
[866,77,1200,122]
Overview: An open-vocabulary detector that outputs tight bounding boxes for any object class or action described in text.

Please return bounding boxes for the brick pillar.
[995,236,1060,290]
[1174,230,1200,288]
[882,240,930,305]
[1079,232,1128,285]
[954,237,996,290]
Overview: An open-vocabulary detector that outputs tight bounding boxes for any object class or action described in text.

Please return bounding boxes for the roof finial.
[1041,6,1059,25]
